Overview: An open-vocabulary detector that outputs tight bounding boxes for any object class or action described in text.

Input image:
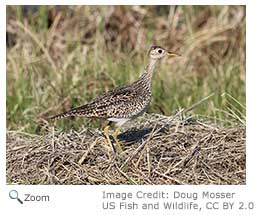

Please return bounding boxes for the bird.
[50,45,179,154]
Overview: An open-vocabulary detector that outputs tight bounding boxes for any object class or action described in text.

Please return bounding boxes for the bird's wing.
[50,84,139,121]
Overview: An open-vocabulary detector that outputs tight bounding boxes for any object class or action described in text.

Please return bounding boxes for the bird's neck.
[140,58,158,84]
[145,58,157,77]
[134,58,158,91]
[134,58,158,89]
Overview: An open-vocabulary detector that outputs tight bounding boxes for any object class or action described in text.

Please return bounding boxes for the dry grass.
[7,113,245,185]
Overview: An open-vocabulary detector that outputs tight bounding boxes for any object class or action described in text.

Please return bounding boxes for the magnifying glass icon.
[9,190,23,204]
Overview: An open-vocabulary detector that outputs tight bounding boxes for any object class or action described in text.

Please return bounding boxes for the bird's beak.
[167,51,180,57]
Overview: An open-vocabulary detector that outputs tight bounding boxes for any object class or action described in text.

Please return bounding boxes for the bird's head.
[148,45,180,60]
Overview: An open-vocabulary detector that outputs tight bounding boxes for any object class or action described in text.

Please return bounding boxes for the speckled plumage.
[51,45,178,126]
[50,72,152,122]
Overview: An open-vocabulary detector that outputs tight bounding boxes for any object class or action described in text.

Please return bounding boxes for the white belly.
[108,118,130,127]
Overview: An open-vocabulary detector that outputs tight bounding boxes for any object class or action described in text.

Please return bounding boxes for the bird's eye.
[158,49,163,54]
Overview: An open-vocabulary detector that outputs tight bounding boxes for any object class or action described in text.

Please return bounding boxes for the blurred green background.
[6,5,246,133]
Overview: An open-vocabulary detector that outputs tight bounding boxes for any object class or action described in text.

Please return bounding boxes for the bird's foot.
[103,125,117,155]
[112,128,123,153]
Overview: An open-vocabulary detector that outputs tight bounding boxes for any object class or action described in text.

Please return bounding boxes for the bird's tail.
[50,104,93,121]
[50,111,74,121]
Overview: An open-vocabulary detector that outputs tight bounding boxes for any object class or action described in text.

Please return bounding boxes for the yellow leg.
[103,125,116,154]
[112,127,123,153]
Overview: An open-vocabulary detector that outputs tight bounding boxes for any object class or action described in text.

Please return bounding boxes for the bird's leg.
[103,125,116,155]
[112,127,123,153]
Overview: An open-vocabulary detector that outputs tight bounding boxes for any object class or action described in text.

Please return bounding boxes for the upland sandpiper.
[51,45,179,153]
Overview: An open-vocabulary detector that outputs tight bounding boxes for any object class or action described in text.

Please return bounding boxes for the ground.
[6,114,245,185]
